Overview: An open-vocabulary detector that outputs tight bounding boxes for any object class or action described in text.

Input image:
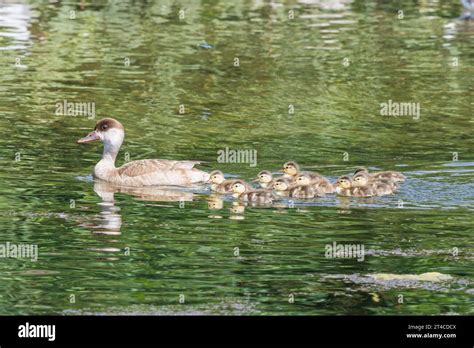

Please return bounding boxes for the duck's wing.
[118,159,203,177]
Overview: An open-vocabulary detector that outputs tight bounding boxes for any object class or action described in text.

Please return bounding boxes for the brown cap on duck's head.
[78,118,125,148]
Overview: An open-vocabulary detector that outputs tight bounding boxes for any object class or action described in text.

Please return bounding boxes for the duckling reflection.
[207,194,224,219]
[208,194,224,210]
[229,202,245,220]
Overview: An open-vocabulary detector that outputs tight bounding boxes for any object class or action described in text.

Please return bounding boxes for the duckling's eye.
[100,124,108,131]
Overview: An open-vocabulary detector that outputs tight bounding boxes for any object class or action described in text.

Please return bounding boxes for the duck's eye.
[100,124,108,131]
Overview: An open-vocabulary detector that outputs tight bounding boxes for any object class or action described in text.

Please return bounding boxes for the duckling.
[231,180,275,203]
[354,167,406,183]
[289,185,317,199]
[295,173,334,194]
[208,170,252,193]
[335,176,375,197]
[281,161,300,178]
[281,161,329,186]
[273,177,294,197]
[352,172,395,196]
[252,170,275,189]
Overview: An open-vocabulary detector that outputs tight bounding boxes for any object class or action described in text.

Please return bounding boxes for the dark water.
[0,0,473,315]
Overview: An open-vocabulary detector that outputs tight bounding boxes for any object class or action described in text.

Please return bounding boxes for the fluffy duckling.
[290,185,318,199]
[335,176,375,197]
[281,161,330,185]
[281,161,300,178]
[354,167,406,183]
[352,171,395,196]
[231,180,275,203]
[209,170,252,193]
[252,170,275,189]
[295,173,334,194]
[273,177,294,197]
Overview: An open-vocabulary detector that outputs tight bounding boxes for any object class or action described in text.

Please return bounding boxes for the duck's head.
[281,161,299,176]
[336,176,352,189]
[253,170,272,183]
[77,118,125,149]
[231,180,248,194]
[208,170,225,184]
[353,167,369,175]
[295,173,312,186]
[273,177,291,191]
[352,172,369,187]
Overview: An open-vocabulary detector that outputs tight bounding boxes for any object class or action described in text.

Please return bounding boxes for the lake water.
[0,0,473,315]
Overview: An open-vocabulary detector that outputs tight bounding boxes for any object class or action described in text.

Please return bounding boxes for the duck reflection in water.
[91,179,196,235]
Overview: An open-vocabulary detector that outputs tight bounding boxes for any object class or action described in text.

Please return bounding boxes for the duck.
[231,180,275,203]
[77,118,209,186]
[252,170,276,189]
[335,176,375,197]
[295,173,334,194]
[352,171,395,196]
[354,167,406,183]
[208,170,252,193]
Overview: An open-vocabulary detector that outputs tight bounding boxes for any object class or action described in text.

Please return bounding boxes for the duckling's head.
[274,177,291,191]
[296,173,312,186]
[282,161,299,176]
[352,172,369,187]
[253,170,273,183]
[78,118,125,150]
[353,167,369,175]
[209,170,225,184]
[336,176,352,189]
[231,180,248,194]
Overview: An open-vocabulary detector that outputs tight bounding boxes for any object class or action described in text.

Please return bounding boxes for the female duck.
[78,118,209,186]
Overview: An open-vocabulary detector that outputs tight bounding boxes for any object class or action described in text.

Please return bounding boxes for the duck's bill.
[77,131,100,144]
[250,178,259,182]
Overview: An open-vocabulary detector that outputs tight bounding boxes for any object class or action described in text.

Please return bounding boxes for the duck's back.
[112,159,209,186]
